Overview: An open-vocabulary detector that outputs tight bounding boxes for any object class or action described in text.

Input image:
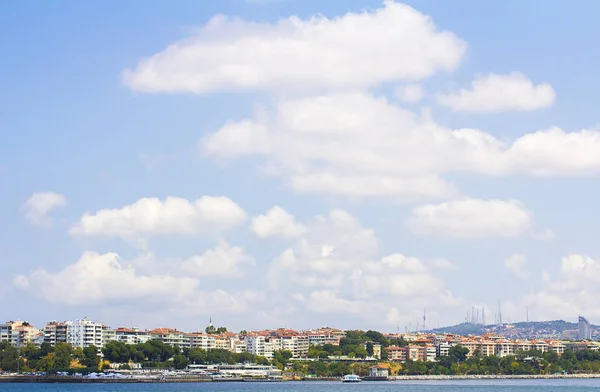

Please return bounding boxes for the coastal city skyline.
[4,0,600,333]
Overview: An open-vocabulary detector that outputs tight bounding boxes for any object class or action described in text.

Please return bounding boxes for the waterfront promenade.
[3,373,600,383]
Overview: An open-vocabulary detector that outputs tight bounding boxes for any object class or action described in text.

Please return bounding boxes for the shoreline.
[2,373,600,383]
[389,374,600,381]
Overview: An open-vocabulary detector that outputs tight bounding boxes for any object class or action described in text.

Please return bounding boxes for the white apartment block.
[102,326,116,344]
[150,328,190,348]
[189,333,216,350]
[67,318,104,348]
[0,322,13,343]
[246,335,274,359]
[281,335,309,358]
[307,329,345,346]
[425,345,437,362]
[115,328,151,345]
[232,341,247,353]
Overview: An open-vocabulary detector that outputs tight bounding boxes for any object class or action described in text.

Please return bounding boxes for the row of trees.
[0,342,99,372]
[284,347,600,377]
[100,340,286,370]
[397,348,600,375]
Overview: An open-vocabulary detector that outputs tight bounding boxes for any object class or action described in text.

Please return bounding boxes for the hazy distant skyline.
[3,0,600,332]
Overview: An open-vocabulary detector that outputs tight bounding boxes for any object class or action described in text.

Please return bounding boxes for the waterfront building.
[43,321,69,345]
[188,332,216,350]
[1,321,41,347]
[386,345,406,361]
[102,325,116,344]
[150,328,190,348]
[279,333,309,358]
[115,327,151,345]
[67,318,103,348]
[245,334,274,359]
[579,316,592,340]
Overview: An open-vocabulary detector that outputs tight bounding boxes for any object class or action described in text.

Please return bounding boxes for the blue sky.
[3,0,600,333]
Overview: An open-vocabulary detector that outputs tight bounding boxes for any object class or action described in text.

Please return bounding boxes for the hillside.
[428,320,599,340]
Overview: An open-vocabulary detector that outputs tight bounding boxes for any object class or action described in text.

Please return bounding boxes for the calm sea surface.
[3,380,600,392]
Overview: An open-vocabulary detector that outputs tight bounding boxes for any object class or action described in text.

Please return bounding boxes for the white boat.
[342,374,361,383]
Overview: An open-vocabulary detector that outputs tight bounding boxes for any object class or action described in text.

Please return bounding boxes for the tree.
[102,341,130,363]
[365,342,374,357]
[173,354,189,369]
[365,330,389,346]
[448,345,469,363]
[53,343,74,370]
[82,346,100,368]
[188,348,206,364]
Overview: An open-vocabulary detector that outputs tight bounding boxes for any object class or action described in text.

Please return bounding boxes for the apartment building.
[102,326,116,344]
[115,328,151,345]
[0,321,41,348]
[280,334,309,358]
[246,334,274,359]
[67,318,103,348]
[387,346,407,361]
[150,328,189,348]
[0,322,11,342]
[44,322,69,345]
[362,342,382,359]
[307,328,345,346]
[188,333,216,350]
[436,341,454,357]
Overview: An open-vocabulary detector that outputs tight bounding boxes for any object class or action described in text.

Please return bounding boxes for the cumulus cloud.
[12,250,263,320]
[408,198,533,238]
[70,196,246,241]
[202,92,600,199]
[251,206,307,238]
[23,192,67,227]
[395,84,424,103]
[265,208,456,325]
[432,258,457,270]
[123,1,466,94]
[504,254,529,279]
[13,251,199,306]
[182,242,255,277]
[437,72,556,113]
[524,254,600,320]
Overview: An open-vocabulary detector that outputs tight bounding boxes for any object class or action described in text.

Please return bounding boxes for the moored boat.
[342,374,361,383]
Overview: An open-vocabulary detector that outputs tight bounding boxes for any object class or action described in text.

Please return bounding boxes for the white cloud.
[13,251,199,306]
[395,84,424,103]
[182,242,255,277]
[408,198,533,238]
[437,72,556,113]
[23,192,67,228]
[123,1,466,94]
[432,258,457,270]
[524,254,600,320]
[70,196,246,241]
[265,208,456,325]
[203,92,600,199]
[251,206,307,238]
[504,254,529,279]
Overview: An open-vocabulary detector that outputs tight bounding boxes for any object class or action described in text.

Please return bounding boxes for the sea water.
[3,380,600,392]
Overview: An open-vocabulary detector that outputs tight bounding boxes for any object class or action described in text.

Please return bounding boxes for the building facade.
[67,318,104,348]
[579,316,592,340]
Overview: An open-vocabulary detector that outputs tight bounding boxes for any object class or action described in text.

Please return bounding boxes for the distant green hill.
[428,320,598,339]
